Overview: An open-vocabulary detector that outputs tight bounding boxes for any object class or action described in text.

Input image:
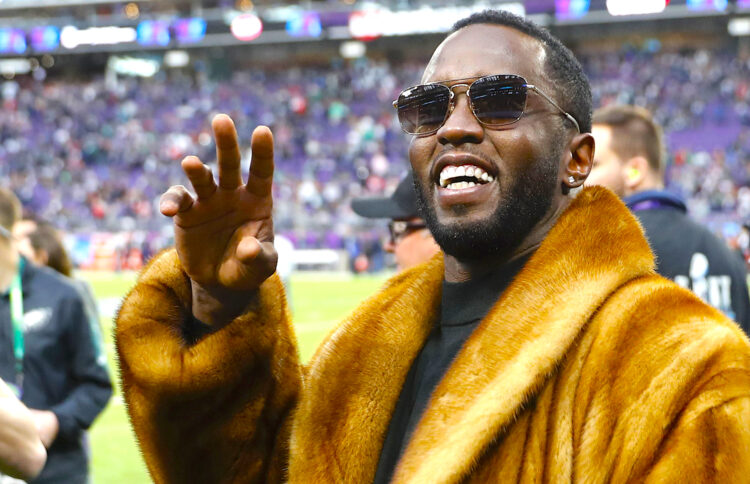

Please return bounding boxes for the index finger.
[213,114,243,189]
[246,126,274,197]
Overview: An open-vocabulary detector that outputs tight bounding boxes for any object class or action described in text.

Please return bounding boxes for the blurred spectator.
[13,220,73,277]
[352,172,439,271]
[587,105,750,332]
[0,188,112,484]
[12,219,106,368]
[0,48,746,259]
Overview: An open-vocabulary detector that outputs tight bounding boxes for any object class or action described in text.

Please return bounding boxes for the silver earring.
[568,176,576,184]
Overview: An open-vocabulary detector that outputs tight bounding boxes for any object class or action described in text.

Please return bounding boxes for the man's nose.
[436,93,484,146]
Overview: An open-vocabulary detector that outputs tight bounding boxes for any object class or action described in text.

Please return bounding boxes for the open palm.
[159,114,277,292]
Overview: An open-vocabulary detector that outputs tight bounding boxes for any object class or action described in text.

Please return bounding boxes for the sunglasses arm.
[527,85,581,133]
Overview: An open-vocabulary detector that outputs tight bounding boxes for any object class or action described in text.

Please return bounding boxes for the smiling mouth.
[438,164,495,190]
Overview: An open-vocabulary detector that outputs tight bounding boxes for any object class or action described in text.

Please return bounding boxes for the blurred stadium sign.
[230,13,263,41]
[606,0,668,16]
[137,20,170,47]
[0,28,27,54]
[728,17,750,36]
[348,3,525,40]
[555,0,591,20]
[61,25,137,49]
[686,0,727,11]
[173,18,206,44]
[286,12,322,38]
[29,26,60,52]
[0,0,143,10]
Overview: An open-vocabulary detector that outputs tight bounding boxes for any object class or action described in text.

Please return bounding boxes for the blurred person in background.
[352,171,439,271]
[0,215,46,484]
[13,220,72,277]
[12,219,105,361]
[0,377,46,483]
[116,10,750,483]
[0,188,112,484]
[586,105,750,333]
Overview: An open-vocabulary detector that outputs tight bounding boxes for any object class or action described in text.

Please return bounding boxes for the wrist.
[190,280,257,328]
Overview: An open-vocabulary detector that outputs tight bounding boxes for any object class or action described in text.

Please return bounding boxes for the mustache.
[431,146,498,169]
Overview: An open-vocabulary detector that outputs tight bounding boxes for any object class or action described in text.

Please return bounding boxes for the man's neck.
[0,244,19,293]
[625,179,664,198]
[442,197,571,283]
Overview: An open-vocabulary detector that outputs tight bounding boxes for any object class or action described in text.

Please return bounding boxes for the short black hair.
[451,10,592,133]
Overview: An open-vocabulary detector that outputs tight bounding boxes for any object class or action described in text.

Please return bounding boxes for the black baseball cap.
[351,172,419,220]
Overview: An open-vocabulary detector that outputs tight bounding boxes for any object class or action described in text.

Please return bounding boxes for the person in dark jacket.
[0,188,112,484]
[586,104,750,332]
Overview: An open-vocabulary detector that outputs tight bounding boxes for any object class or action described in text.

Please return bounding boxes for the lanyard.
[8,257,24,395]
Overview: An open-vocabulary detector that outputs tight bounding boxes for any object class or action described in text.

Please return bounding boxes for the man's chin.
[427,218,515,260]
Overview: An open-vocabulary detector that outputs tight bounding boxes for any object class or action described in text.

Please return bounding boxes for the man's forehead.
[421,24,547,84]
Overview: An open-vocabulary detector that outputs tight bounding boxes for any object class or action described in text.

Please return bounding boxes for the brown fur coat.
[116,187,750,483]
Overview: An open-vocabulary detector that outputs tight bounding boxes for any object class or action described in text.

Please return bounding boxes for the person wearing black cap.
[351,172,439,271]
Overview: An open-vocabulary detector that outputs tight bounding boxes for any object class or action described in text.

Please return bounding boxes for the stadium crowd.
[0,46,748,266]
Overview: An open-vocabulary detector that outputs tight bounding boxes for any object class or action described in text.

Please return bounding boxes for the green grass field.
[84,270,390,483]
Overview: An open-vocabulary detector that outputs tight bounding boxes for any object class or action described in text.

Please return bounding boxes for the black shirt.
[625,190,750,334]
[373,254,531,483]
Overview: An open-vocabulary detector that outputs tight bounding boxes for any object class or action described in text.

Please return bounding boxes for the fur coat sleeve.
[115,250,301,483]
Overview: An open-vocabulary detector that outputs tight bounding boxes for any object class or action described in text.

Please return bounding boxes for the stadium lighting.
[728,17,750,36]
[164,50,190,68]
[340,40,366,59]
[230,13,263,41]
[0,58,31,75]
[108,56,160,77]
[606,0,667,16]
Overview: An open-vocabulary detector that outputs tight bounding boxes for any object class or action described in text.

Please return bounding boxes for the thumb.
[236,236,262,262]
[237,237,278,274]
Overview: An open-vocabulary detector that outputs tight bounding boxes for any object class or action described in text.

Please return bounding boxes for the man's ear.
[563,132,595,189]
[623,156,649,190]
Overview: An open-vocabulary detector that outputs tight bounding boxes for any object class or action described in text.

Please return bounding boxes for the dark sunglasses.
[388,220,427,244]
[392,74,580,136]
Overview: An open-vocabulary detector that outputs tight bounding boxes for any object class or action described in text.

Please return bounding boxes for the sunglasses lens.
[396,84,451,135]
[470,75,527,126]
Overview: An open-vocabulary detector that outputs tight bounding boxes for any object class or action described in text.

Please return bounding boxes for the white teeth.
[439,164,495,188]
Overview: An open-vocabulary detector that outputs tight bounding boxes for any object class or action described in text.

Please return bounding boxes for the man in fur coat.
[116,10,750,484]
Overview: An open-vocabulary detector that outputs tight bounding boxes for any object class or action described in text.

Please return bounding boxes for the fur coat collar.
[288,187,750,483]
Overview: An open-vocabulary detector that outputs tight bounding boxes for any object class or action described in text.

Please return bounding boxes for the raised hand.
[160,114,277,324]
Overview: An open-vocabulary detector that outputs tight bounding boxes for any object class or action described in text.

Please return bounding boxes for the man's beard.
[414,148,561,261]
